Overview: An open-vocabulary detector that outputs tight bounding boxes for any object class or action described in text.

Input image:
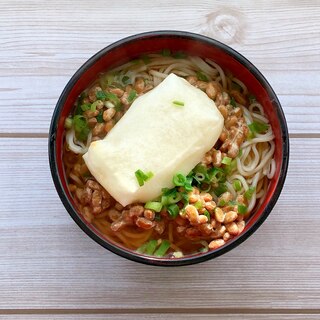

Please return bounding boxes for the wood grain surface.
[0,0,319,318]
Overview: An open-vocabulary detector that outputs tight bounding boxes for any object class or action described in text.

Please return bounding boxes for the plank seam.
[0,308,319,315]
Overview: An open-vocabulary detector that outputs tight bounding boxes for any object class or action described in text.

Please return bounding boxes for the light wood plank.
[0,314,319,320]
[0,138,319,309]
[0,1,320,133]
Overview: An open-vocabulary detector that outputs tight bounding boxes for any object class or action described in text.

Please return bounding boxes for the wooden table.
[1,1,319,319]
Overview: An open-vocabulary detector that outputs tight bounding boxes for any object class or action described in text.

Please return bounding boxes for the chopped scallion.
[136,242,148,254]
[127,90,137,103]
[96,110,104,123]
[238,204,248,214]
[248,121,269,135]
[135,169,154,187]
[73,115,90,142]
[172,100,185,107]
[167,204,180,219]
[64,117,73,129]
[172,173,186,187]
[172,51,187,59]
[154,240,171,257]
[196,71,209,82]
[213,183,228,197]
[230,96,237,108]
[244,187,256,200]
[194,200,203,210]
[121,75,130,85]
[233,180,242,192]
[248,94,256,104]
[222,156,232,166]
[91,100,101,112]
[145,240,158,255]
[203,210,211,222]
[80,103,91,112]
[145,201,162,213]
[96,90,107,101]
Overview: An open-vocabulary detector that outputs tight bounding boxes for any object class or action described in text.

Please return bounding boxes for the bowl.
[49,30,289,266]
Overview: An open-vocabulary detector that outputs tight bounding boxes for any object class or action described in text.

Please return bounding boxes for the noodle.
[63,51,276,257]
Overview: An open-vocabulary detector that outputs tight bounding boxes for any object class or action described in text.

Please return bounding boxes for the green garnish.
[145,201,162,213]
[140,54,151,64]
[127,90,137,103]
[172,100,185,107]
[73,115,90,142]
[91,100,101,112]
[172,51,187,59]
[203,210,211,222]
[230,96,237,108]
[194,200,203,210]
[80,103,91,112]
[218,199,226,207]
[248,121,269,135]
[96,90,107,100]
[238,204,248,214]
[135,169,154,186]
[136,242,148,254]
[161,188,182,205]
[244,187,256,200]
[161,49,171,56]
[172,173,187,187]
[121,75,131,85]
[96,110,104,123]
[233,180,242,192]
[96,91,121,110]
[222,156,232,166]
[167,204,180,219]
[154,240,171,257]
[213,183,228,197]
[207,167,226,183]
[196,71,209,82]
[145,240,158,255]
[248,94,256,104]
[64,117,73,129]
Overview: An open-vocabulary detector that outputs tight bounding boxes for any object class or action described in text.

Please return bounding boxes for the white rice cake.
[83,73,224,206]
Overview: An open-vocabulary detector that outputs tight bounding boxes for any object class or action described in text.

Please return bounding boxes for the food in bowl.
[62,50,276,258]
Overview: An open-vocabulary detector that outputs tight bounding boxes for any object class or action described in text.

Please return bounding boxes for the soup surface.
[63,51,275,258]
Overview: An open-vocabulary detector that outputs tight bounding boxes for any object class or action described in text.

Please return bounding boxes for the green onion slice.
[213,183,228,197]
[64,117,73,129]
[136,242,148,254]
[222,156,232,166]
[238,204,248,214]
[145,240,158,255]
[248,121,269,135]
[230,96,237,108]
[194,200,203,210]
[203,210,211,222]
[244,187,256,200]
[172,51,186,59]
[135,169,154,187]
[172,173,186,186]
[167,204,179,219]
[172,100,185,107]
[127,90,137,103]
[233,180,242,192]
[196,71,209,82]
[145,201,162,213]
[154,240,171,257]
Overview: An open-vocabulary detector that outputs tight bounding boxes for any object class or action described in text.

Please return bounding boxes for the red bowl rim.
[48,30,289,266]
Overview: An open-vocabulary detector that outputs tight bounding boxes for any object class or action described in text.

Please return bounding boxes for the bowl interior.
[50,31,289,266]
